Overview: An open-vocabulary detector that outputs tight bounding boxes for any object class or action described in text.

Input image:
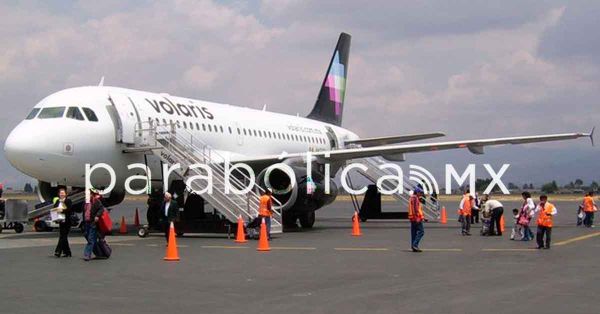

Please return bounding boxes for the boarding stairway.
[27,191,87,220]
[352,157,441,220]
[130,121,283,234]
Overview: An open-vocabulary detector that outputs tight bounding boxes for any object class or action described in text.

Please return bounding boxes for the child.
[510,208,523,240]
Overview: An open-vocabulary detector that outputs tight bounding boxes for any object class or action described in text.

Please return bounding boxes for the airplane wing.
[231,130,593,166]
[344,132,445,147]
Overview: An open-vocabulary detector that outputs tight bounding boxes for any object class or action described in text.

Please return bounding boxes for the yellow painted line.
[554,231,600,246]
[334,247,389,251]
[482,248,538,252]
[201,245,249,249]
[270,246,317,251]
[421,248,462,252]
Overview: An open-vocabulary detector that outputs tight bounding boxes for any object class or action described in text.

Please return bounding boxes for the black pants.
[55,221,71,255]
[583,212,594,227]
[461,215,471,234]
[536,226,552,248]
[470,210,479,224]
[489,207,504,235]
[0,188,3,198]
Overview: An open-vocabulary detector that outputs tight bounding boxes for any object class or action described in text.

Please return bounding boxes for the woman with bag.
[53,188,73,257]
[83,189,105,261]
[519,192,536,241]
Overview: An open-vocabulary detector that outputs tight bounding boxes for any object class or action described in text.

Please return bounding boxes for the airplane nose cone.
[4,123,37,174]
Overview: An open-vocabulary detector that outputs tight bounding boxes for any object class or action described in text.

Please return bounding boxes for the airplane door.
[109,93,141,144]
[325,126,339,149]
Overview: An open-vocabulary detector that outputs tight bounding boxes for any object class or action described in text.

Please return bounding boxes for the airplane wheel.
[299,211,315,229]
[176,232,184,237]
[282,214,298,229]
[137,227,148,238]
[14,223,24,234]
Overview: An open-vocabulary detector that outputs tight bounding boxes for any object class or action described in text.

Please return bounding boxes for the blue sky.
[0,0,598,188]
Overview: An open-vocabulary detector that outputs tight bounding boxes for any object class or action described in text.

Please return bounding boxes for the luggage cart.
[0,199,29,234]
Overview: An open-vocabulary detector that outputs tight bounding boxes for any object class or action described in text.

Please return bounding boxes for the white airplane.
[4,33,593,228]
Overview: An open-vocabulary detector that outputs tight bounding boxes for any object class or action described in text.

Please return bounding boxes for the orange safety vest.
[460,194,472,216]
[408,194,424,222]
[258,195,272,217]
[583,196,595,213]
[537,202,555,228]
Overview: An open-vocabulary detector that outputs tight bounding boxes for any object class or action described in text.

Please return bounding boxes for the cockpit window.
[38,107,66,119]
[25,108,40,120]
[66,107,85,121]
[82,107,98,122]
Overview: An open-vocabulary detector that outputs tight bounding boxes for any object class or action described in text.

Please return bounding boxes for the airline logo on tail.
[325,51,346,116]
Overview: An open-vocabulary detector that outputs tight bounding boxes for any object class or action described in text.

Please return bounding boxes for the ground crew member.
[459,190,473,236]
[408,187,425,252]
[535,195,557,249]
[482,194,504,236]
[259,188,274,239]
[582,192,596,228]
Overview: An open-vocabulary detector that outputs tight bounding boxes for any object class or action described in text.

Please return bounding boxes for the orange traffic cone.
[351,212,362,236]
[500,215,505,233]
[164,222,180,261]
[119,216,127,234]
[257,218,270,251]
[134,208,140,227]
[440,206,447,224]
[235,215,247,243]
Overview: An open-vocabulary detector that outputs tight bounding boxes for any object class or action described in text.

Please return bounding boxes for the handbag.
[98,210,113,235]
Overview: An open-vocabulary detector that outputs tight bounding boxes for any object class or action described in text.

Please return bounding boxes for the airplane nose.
[4,123,36,173]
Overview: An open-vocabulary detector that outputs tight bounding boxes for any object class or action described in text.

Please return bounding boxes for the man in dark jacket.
[83,189,105,261]
[160,192,179,241]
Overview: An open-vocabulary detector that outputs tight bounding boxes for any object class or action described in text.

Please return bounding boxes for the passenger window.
[202,124,206,131]
[66,107,84,121]
[243,129,247,136]
[220,126,224,133]
[38,107,66,119]
[25,108,40,120]
[208,125,212,132]
[229,126,232,134]
[183,121,188,129]
[81,107,98,122]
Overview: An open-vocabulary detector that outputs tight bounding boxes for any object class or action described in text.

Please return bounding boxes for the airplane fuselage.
[5,86,359,189]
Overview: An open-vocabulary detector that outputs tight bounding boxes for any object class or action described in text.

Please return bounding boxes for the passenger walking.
[535,195,557,249]
[582,192,596,228]
[83,189,105,261]
[53,188,73,257]
[510,208,523,240]
[258,188,274,240]
[409,188,425,252]
[482,195,504,236]
[459,190,472,236]
[471,192,481,224]
[519,192,535,241]
[160,192,178,242]
[0,181,3,198]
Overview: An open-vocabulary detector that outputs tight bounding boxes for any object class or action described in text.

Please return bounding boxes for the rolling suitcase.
[93,238,112,259]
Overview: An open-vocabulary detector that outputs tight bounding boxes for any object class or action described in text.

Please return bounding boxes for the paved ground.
[1,199,599,314]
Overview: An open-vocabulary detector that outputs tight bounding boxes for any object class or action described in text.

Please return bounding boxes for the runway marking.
[146,244,160,247]
[271,246,317,251]
[201,245,249,249]
[421,248,462,252]
[111,243,135,247]
[334,247,389,251]
[554,231,600,246]
[482,248,538,252]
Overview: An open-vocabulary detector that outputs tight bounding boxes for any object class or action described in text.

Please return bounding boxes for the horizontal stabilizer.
[345,132,445,147]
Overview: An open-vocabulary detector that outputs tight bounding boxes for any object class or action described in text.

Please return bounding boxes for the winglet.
[98,76,105,87]
[590,126,595,146]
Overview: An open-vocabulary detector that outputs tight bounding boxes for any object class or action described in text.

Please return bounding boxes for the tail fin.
[307,32,351,126]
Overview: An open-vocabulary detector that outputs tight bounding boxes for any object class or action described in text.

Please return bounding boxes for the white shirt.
[483,200,503,212]
[164,201,171,217]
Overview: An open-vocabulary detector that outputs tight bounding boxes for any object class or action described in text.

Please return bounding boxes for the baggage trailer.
[0,199,29,233]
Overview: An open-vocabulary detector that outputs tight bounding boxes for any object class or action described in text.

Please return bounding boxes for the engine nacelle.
[256,166,337,214]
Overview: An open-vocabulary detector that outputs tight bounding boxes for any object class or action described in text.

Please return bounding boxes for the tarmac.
[1,199,599,314]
